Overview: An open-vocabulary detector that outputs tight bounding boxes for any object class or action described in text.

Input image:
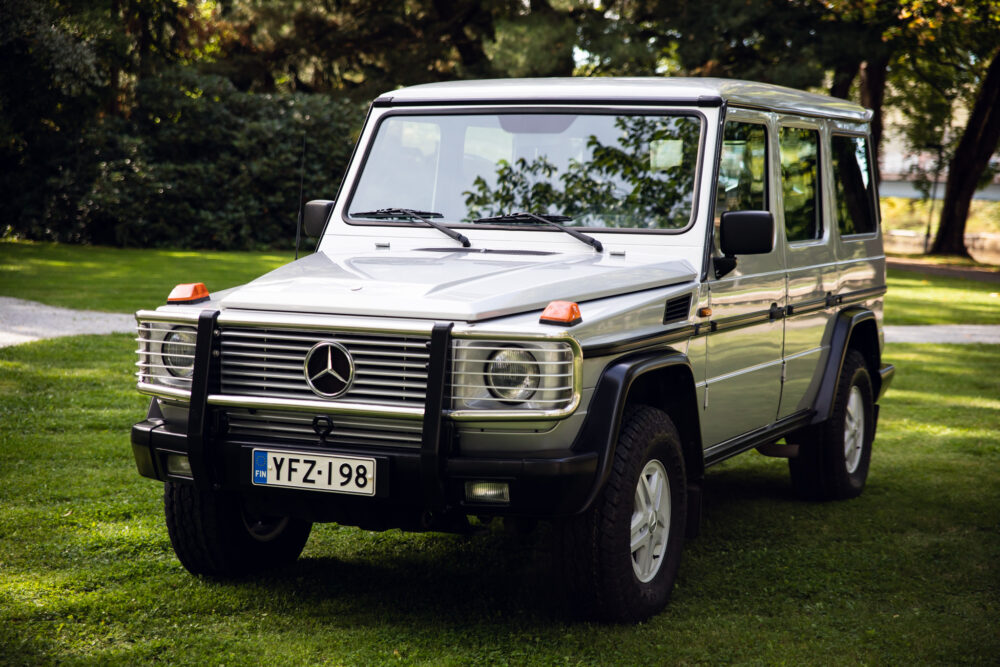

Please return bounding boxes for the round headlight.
[485,348,539,403]
[162,327,197,378]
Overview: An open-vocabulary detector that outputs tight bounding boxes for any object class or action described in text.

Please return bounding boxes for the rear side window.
[779,127,821,242]
[717,121,767,218]
[831,134,877,236]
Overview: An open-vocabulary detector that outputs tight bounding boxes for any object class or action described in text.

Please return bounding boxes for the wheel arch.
[572,350,703,514]
[811,307,884,425]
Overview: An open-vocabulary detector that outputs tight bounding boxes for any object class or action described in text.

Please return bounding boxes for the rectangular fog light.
[465,480,510,504]
[165,453,192,477]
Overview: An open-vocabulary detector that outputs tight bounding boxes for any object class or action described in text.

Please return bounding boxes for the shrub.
[7,68,365,249]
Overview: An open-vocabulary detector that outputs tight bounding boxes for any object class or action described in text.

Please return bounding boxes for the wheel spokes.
[631,459,671,583]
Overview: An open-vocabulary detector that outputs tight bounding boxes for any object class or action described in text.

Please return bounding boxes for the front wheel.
[789,349,875,500]
[556,405,687,622]
[164,481,312,577]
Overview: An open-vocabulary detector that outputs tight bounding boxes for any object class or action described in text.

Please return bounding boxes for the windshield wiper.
[472,212,603,253]
[351,208,470,248]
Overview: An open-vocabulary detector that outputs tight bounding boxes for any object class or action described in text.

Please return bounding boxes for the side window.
[779,126,821,242]
[831,134,877,236]
[717,121,767,219]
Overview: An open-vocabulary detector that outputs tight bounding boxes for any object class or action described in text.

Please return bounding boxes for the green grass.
[885,268,1000,326]
[0,241,295,313]
[1,336,997,664]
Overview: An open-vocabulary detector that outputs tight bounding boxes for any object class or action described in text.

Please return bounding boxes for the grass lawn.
[885,268,1000,326]
[1,334,997,664]
[0,241,294,313]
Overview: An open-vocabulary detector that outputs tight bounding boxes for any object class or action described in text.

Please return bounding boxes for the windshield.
[347,112,703,231]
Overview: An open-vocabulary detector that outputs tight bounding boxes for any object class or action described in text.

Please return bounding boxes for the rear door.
[776,118,838,418]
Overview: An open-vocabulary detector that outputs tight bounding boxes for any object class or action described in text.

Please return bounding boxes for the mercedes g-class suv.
[131,78,894,622]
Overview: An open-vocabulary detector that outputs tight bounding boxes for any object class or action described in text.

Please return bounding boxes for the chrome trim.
[135,316,196,401]
[218,326,430,407]
[206,394,425,420]
[217,310,436,336]
[447,333,583,421]
[135,310,200,324]
[137,381,193,401]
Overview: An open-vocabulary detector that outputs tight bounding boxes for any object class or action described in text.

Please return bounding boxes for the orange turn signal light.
[539,300,582,326]
[167,282,210,304]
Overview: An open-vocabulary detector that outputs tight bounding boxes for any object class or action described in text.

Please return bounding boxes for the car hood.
[218,249,697,321]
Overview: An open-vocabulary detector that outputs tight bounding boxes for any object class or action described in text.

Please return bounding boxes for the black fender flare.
[811,307,886,425]
[571,350,702,514]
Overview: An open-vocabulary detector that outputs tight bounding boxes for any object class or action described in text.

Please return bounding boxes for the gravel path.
[0,297,135,348]
[1,297,998,348]
[883,325,1000,344]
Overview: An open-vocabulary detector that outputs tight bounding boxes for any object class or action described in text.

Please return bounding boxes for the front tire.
[789,349,875,500]
[164,481,312,577]
[557,405,687,622]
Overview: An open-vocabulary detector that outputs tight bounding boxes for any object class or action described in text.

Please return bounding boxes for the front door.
[702,112,784,446]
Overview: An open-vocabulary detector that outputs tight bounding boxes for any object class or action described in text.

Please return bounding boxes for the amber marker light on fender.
[539,300,582,326]
[167,282,210,304]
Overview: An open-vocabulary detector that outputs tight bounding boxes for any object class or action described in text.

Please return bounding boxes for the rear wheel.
[789,349,875,500]
[164,481,312,577]
[557,405,687,622]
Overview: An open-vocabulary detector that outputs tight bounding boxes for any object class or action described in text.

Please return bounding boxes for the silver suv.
[131,78,894,622]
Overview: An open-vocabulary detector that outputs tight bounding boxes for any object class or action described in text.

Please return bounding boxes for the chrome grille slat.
[224,359,303,372]
[219,327,431,406]
[222,369,304,382]
[354,368,428,379]
[224,409,422,449]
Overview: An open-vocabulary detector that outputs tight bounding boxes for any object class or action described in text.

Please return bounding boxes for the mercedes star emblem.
[303,341,355,398]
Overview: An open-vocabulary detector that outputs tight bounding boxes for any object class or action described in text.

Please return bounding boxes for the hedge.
[4,68,366,249]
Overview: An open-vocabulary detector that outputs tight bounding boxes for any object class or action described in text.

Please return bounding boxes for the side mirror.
[715,210,774,278]
[303,200,335,238]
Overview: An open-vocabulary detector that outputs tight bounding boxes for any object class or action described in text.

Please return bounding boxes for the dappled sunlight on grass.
[0,327,997,659]
[1,241,293,312]
[885,268,1000,326]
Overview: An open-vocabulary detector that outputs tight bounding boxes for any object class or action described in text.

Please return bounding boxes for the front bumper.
[132,311,598,529]
[131,416,598,527]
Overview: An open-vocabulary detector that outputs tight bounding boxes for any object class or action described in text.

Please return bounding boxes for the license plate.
[251,449,375,496]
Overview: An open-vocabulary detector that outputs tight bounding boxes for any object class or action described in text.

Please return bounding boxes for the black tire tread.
[164,481,311,577]
[789,349,874,501]
[558,405,687,622]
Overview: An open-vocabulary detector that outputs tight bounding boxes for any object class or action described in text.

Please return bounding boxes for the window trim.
[777,121,825,247]
[830,131,880,240]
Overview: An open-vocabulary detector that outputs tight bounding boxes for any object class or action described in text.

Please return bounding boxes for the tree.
[931,49,1000,256]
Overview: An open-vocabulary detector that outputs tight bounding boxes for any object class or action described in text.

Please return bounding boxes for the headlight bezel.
[450,334,581,420]
[135,312,200,401]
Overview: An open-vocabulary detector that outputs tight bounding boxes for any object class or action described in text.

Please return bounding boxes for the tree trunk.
[930,49,1000,257]
[829,61,859,101]
[860,55,889,179]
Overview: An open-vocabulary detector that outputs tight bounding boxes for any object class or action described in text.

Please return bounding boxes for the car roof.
[376,77,871,122]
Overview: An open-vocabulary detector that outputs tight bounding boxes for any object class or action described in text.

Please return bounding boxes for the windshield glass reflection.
[349,113,702,231]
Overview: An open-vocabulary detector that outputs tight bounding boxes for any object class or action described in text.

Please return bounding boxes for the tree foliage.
[2,0,998,252]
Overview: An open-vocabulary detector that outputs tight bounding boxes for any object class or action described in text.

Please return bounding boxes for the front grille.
[225,409,422,449]
[219,327,430,407]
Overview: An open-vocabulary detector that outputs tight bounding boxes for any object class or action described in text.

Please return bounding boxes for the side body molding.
[571,351,702,514]
[811,307,894,425]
